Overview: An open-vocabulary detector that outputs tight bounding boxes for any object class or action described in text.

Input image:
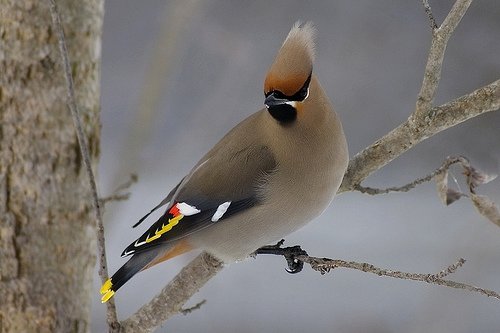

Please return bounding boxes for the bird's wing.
[121,132,276,257]
[131,178,183,228]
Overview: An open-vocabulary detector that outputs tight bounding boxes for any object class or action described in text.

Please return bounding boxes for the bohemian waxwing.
[101,21,348,302]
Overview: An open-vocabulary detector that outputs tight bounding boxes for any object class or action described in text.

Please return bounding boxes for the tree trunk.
[0,1,103,332]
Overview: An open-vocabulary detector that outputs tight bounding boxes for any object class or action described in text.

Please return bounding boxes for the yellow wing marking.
[100,278,115,303]
[145,214,184,243]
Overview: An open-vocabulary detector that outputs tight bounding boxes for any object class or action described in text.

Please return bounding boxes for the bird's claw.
[284,245,307,274]
[285,257,303,274]
[254,240,308,274]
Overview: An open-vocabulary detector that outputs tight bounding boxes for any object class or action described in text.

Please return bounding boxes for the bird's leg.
[253,239,308,274]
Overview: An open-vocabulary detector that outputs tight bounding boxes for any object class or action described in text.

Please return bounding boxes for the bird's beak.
[264,93,288,108]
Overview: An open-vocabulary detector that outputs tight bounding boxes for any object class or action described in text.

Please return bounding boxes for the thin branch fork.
[340,79,500,192]
[415,0,473,117]
[340,0,495,193]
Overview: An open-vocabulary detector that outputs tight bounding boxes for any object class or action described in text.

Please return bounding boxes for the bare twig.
[180,300,207,315]
[296,255,500,300]
[422,0,438,30]
[100,173,138,207]
[354,156,465,195]
[355,152,500,227]
[101,193,131,206]
[440,0,474,36]
[432,258,466,279]
[120,252,223,333]
[47,0,119,331]
[415,0,473,117]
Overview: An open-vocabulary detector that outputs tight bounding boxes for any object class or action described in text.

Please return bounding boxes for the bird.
[100,21,348,303]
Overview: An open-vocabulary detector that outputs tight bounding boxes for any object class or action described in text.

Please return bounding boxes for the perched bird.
[101,21,348,303]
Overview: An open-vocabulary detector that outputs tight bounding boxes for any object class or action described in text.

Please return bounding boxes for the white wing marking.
[176,202,201,216]
[122,249,135,256]
[211,201,231,222]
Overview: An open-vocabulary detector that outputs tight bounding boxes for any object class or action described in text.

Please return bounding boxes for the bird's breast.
[190,112,348,263]
[266,148,344,225]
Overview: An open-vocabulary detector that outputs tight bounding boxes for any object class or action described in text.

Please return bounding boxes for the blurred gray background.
[93,1,500,332]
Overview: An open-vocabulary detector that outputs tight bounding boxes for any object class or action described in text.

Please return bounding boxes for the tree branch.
[353,156,465,195]
[341,0,491,193]
[120,253,223,333]
[253,241,499,300]
[297,255,500,300]
[416,0,473,117]
[47,0,119,331]
[340,79,500,192]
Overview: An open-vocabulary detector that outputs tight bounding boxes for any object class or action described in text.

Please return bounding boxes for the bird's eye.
[297,86,309,100]
[289,71,312,102]
[268,90,286,99]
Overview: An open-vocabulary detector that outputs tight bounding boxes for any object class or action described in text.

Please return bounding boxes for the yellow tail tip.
[101,290,115,303]
[100,278,113,295]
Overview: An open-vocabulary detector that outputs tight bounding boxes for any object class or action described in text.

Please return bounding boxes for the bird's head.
[264,21,315,123]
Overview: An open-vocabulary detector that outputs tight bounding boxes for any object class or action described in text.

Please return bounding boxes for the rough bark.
[0,1,103,332]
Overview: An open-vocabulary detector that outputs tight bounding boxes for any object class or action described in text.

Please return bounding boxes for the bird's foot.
[254,239,308,274]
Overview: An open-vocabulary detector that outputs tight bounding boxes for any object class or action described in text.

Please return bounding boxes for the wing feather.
[121,117,277,257]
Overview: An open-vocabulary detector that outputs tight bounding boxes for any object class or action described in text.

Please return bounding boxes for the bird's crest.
[264,21,316,96]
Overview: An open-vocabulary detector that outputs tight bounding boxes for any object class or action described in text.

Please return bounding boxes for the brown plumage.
[264,21,315,96]
[101,21,348,303]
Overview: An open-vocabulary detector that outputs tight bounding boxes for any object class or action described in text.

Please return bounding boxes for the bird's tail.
[100,250,158,303]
